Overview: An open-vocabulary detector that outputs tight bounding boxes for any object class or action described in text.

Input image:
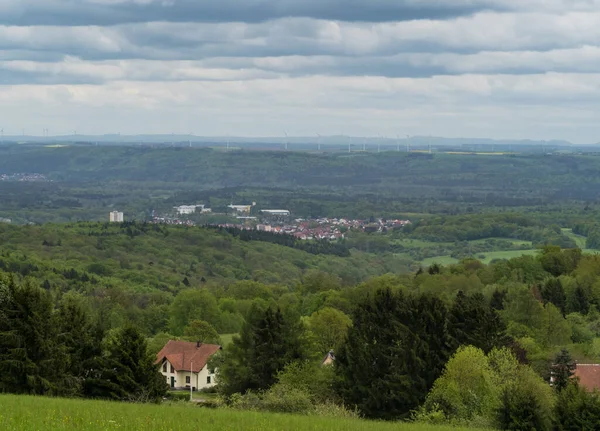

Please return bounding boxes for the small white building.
[261,209,291,216]
[175,205,206,215]
[109,211,124,222]
[228,204,253,214]
[155,340,222,391]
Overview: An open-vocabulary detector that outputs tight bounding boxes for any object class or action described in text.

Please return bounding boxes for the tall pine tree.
[448,291,506,353]
[336,289,451,420]
[217,305,307,396]
[83,325,166,402]
[0,277,67,395]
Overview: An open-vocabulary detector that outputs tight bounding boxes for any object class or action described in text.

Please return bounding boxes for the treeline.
[405,213,576,248]
[211,226,350,257]
[0,274,166,401]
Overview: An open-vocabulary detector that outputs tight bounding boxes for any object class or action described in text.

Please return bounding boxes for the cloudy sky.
[1,0,600,142]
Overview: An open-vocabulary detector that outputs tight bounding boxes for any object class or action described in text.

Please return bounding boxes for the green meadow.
[0,395,480,431]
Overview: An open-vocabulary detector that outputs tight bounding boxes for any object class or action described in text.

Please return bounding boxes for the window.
[185,376,190,384]
[170,365,175,374]
[206,376,211,385]
[162,363,167,372]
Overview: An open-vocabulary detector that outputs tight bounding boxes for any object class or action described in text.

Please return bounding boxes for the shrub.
[260,385,314,414]
[165,392,190,402]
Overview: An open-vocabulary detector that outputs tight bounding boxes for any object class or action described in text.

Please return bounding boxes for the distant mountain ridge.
[0,133,576,147]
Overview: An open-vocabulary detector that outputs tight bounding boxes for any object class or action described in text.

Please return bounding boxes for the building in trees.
[573,364,600,392]
[155,340,221,391]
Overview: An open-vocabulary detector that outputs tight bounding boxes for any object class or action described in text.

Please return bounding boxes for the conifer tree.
[217,305,308,396]
[552,348,576,392]
[0,277,66,395]
[449,291,506,353]
[83,326,166,402]
[541,278,566,315]
[336,289,446,420]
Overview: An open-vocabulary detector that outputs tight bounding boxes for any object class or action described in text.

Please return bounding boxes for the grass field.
[562,228,587,249]
[421,249,539,267]
[0,395,480,431]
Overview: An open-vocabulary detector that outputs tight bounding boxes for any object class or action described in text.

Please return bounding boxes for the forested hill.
[1,145,600,201]
[3,145,600,223]
[0,222,410,293]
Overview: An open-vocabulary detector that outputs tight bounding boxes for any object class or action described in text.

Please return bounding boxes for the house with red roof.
[574,364,600,391]
[155,340,222,391]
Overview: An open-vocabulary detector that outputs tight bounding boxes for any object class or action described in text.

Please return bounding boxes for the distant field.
[476,249,539,264]
[562,228,587,249]
[393,239,454,248]
[420,256,460,266]
[421,250,538,267]
[468,237,532,247]
[0,395,481,431]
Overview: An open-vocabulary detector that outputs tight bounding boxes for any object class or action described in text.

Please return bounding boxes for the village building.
[574,364,600,391]
[155,340,222,391]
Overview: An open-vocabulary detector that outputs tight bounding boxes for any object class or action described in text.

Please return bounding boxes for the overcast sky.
[1,0,600,143]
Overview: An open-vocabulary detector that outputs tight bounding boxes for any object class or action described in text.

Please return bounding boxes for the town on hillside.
[150,202,411,240]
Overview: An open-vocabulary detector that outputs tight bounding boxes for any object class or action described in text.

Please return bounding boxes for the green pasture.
[0,395,480,431]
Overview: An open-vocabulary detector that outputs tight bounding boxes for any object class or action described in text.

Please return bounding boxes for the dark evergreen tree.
[217,305,307,396]
[54,295,105,395]
[412,294,452,389]
[83,326,166,402]
[541,278,566,315]
[555,381,600,430]
[490,288,507,311]
[0,277,68,395]
[573,286,590,315]
[335,289,448,420]
[552,348,576,392]
[448,291,506,353]
[497,384,552,431]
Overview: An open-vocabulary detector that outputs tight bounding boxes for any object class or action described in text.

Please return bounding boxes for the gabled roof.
[575,364,600,391]
[155,340,221,373]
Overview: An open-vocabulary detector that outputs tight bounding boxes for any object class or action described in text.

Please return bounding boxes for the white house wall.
[160,360,217,390]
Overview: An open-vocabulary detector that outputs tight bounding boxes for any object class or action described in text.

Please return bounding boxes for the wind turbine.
[0,128,3,143]
[396,134,401,152]
[316,133,321,151]
[406,135,411,153]
[284,131,289,151]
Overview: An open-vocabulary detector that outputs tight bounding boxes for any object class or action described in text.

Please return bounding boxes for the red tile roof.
[574,364,600,391]
[155,340,221,373]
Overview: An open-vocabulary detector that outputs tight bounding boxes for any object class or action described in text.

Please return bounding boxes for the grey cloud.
[0,0,505,26]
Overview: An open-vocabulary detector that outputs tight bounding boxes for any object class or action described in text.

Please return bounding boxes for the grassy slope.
[0,395,479,431]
